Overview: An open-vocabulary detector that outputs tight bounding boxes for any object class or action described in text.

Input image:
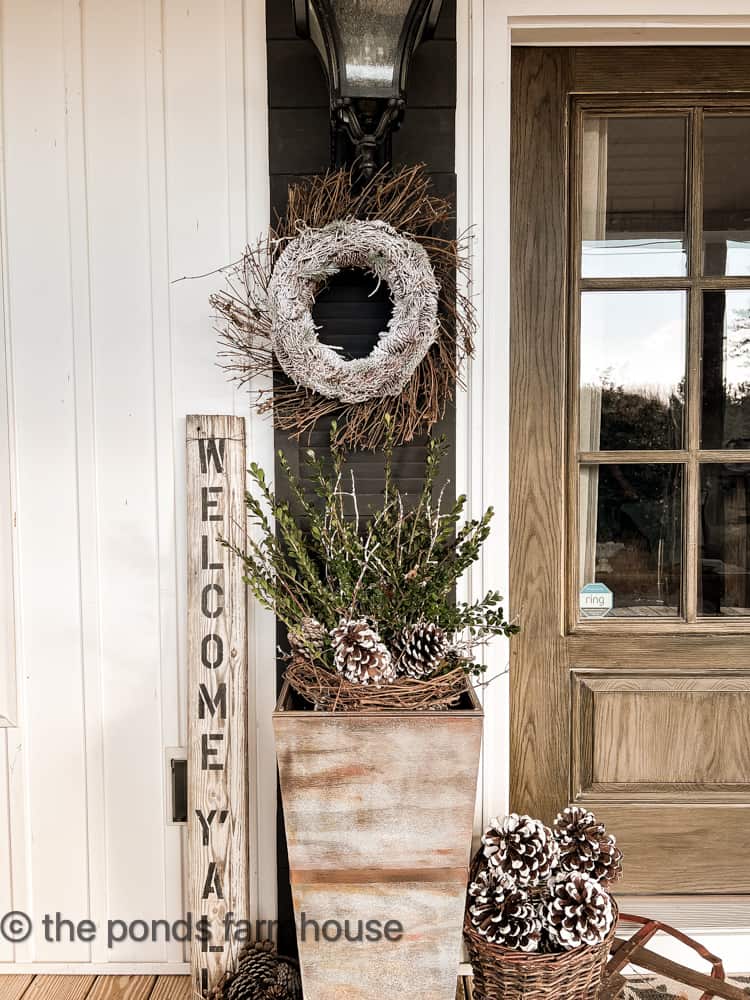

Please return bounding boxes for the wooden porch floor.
[0,977,191,1000]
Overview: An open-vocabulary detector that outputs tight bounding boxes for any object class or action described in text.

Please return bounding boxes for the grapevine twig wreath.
[211,164,475,450]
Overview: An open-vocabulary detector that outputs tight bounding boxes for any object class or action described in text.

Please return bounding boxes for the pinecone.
[221,940,302,1000]
[468,868,542,951]
[553,806,623,886]
[330,618,395,686]
[482,813,560,886]
[395,621,448,678]
[288,616,325,655]
[545,872,614,951]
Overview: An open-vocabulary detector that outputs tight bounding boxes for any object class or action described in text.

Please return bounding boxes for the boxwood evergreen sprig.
[225,419,518,678]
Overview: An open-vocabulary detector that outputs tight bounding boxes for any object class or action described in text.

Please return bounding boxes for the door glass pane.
[704,116,750,276]
[579,291,686,450]
[700,464,750,616]
[701,290,750,449]
[581,115,688,278]
[579,464,683,618]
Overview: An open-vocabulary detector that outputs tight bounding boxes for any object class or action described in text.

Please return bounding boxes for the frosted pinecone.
[553,806,623,886]
[482,814,560,886]
[545,872,614,951]
[468,868,542,951]
[395,621,448,678]
[330,618,395,686]
[287,616,325,655]
[221,940,302,1000]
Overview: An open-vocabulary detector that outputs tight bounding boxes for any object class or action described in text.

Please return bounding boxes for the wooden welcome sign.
[186,415,249,997]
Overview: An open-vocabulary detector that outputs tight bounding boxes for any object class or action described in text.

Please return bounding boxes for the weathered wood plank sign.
[186,415,249,997]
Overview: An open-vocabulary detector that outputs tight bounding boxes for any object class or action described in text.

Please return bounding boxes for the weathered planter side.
[273,682,483,1000]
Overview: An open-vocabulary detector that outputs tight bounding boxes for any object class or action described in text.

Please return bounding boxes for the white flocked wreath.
[267,219,440,404]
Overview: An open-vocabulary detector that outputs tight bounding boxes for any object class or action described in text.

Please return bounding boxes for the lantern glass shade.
[309,0,424,98]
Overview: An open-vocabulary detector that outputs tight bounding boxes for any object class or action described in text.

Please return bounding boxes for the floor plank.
[19,977,95,1000]
[86,978,156,1000]
[0,976,35,1000]
[149,978,191,1000]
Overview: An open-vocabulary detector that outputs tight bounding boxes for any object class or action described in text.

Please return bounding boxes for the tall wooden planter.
[273,681,483,1000]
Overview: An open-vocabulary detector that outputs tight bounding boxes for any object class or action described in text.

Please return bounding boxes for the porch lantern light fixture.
[293,0,443,178]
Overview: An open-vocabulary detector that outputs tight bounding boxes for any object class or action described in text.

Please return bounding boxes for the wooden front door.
[510,47,750,894]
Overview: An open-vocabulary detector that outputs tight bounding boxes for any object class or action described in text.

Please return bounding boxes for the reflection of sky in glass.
[580,291,686,401]
[720,290,750,389]
[724,242,750,277]
[583,241,687,278]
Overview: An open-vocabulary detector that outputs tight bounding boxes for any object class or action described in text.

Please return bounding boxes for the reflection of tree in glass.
[595,464,681,610]
[700,464,750,614]
[717,307,750,448]
[728,307,750,361]
[595,373,683,450]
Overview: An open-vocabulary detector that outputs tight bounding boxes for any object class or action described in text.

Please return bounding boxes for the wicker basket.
[464,874,618,1000]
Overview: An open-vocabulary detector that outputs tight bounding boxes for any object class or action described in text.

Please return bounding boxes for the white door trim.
[243,0,277,935]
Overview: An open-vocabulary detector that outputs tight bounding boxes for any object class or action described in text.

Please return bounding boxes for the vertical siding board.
[163,7,241,806]
[143,0,186,967]
[60,0,110,965]
[223,0,265,931]
[0,0,17,730]
[163,0,264,963]
[0,168,15,728]
[1,0,90,961]
[163,0,239,419]
[81,0,168,963]
[242,0,276,934]
[5,729,31,965]
[0,733,12,962]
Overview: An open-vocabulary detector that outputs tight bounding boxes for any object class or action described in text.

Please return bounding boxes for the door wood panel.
[571,672,750,790]
[510,47,750,894]
[585,805,750,894]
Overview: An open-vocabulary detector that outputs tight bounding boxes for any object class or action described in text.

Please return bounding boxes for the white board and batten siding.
[0,0,274,972]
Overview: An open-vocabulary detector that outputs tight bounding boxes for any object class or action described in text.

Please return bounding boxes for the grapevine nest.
[284,655,470,712]
[211,164,474,451]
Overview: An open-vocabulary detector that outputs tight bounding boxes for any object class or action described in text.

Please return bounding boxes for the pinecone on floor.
[553,806,623,886]
[395,621,448,678]
[330,618,395,686]
[221,940,302,1000]
[287,616,325,655]
[545,872,614,951]
[468,868,542,951]
[482,813,560,886]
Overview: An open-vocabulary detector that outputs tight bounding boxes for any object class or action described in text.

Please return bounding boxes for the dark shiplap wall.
[265,0,457,953]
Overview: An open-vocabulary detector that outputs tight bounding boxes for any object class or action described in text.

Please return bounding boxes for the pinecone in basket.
[330,618,395,686]
[395,621,449,678]
[553,805,623,886]
[545,871,614,951]
[482,813,560,886]
[468,868,542,952]
[287,616,325,655]
[219,940,302,1000]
